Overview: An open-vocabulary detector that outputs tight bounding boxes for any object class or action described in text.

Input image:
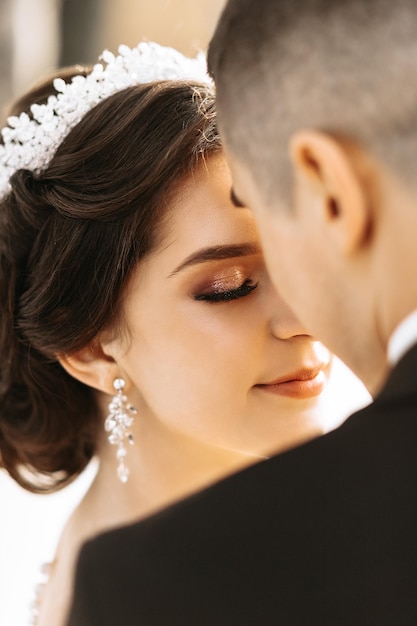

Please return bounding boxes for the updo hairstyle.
[0,66,220,492]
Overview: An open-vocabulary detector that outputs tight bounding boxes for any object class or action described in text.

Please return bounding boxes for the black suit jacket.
[67,346,417,625]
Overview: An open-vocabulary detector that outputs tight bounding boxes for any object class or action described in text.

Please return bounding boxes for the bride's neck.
[78,416,263,535]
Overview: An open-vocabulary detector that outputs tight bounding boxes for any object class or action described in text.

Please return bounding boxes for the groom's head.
[209,0,417,392]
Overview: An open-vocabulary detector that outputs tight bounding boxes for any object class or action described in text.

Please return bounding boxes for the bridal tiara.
[0,42,211,201]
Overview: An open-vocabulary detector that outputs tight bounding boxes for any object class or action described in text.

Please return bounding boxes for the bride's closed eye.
[192,267,259,303]
[194,279,258,303]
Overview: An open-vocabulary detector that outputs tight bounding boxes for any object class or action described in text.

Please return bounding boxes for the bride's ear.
[58,340,121,395]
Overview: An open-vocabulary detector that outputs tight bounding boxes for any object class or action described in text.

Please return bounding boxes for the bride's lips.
[254,367,327,399]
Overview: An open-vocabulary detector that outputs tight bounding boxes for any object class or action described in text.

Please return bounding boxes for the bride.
[0,42,367,625]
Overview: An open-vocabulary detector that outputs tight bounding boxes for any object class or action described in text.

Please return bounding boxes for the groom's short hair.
[208,0,417,203]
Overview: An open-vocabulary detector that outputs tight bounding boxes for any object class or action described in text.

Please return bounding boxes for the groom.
[67,1,417,624]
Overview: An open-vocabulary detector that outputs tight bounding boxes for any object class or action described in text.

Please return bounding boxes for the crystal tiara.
[0,41,211,201]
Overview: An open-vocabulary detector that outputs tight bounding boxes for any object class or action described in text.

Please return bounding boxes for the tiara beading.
[0,42,211,201]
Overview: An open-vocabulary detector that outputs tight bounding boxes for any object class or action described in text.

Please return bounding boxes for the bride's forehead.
[163,174,257,248]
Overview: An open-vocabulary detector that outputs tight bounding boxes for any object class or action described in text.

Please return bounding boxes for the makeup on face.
[254,367,328,399]
[109,154,336,466]
[169,243,263,304]
[169,242,331,401]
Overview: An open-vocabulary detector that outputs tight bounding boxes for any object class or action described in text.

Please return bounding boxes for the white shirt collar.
[387,309,417,366]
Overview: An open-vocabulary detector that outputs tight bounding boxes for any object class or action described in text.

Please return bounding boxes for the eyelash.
[194,279,259,303]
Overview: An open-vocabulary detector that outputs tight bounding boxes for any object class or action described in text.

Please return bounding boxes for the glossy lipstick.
[255,367,327,399]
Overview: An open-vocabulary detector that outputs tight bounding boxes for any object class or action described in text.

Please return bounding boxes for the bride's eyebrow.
[168,243,260,277]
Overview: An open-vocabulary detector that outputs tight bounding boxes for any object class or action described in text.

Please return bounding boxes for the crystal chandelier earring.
[105,378,137,483]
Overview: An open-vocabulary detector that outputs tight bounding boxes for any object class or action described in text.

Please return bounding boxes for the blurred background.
[0,2,226,625]
[0,0,226,116]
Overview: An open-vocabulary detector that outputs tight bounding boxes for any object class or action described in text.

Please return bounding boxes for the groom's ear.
[289,129,372,254]
[58,340,120,395]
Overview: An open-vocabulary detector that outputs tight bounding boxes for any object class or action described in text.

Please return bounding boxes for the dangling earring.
[105,377,137,483]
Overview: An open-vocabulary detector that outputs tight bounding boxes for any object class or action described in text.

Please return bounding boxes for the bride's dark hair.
[0,68,220,492]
